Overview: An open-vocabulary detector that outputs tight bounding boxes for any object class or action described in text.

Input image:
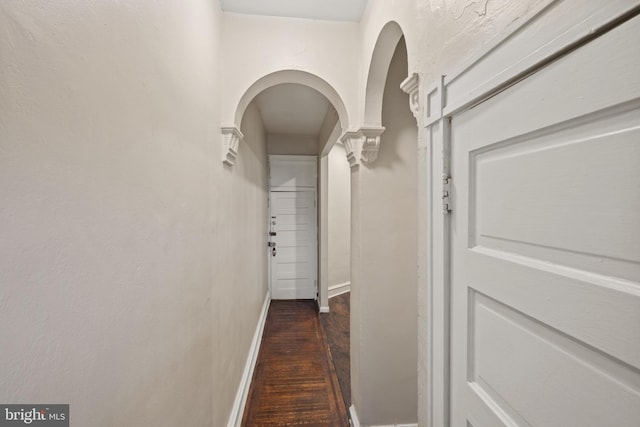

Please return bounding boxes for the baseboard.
[328,281,351,298]
[226,291,271,427]
[319,306,330,313]
[348,405,417,427]
[349,405,361,427]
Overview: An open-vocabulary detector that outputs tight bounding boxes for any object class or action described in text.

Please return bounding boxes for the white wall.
[267,133,318,155]
[351,39,418,425]
[221,12,359,130]
[358,0,550,106]
[318,108,340,155]
[327,143,351,289]
[319,155,330,310]
[217,100,269,425]
[0,2,268,426]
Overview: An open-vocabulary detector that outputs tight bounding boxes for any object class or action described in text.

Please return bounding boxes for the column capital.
[221,126,244,166]
[400,72,420,121]
[340,126,385,168]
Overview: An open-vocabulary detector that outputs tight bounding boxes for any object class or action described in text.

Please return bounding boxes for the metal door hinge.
[442,174,452,215]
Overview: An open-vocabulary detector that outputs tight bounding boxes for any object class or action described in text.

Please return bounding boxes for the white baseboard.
[349,405,361,427]
[328,281,351,298]
[348,405,417,427]
[227,291,271,427]
[319,306,330,313]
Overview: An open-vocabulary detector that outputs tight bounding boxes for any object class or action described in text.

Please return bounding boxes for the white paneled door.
[269,191,317,300]
[450,15,640,427]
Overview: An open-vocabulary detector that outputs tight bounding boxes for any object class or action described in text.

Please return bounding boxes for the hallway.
[2,1,639,426]
[242,301,349,426]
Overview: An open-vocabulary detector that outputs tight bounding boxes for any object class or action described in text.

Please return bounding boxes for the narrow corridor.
[242,301,349,426]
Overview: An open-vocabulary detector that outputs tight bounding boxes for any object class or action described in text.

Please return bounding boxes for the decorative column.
[340,126,385,168]
[221,126,244,166]
[342,124,383,422]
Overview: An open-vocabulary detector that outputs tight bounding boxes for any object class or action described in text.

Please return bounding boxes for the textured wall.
[359,0,550,106]
[0,1,268,426]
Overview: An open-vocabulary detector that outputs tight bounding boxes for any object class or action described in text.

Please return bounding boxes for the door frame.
[268,155,318,301]
[420,2,640,426]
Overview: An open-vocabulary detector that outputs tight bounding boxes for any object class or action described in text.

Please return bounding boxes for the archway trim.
[222,69,351,166]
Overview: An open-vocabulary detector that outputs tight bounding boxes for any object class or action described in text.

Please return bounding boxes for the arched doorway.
[348,23,419,426]
[233,70,351,312]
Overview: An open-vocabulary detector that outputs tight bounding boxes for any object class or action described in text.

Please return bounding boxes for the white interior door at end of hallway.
[449,15,640,427]
[269,190,317,300]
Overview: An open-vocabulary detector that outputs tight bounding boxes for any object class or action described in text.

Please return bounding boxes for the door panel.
[450,15,640,427]
[269,157,317,189]
[270,191,317,300]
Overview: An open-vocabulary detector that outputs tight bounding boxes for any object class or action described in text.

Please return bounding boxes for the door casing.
[268,155,318,300]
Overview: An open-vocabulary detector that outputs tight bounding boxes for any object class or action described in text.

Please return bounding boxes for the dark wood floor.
[318,292,350,408]
[242,300,349,427]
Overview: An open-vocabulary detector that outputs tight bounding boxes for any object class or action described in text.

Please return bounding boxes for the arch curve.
[364,21,405,126]
[234,69,350,131]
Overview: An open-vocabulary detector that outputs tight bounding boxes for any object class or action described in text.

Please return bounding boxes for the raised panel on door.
[450,15,640,427]
[270,191,317,300]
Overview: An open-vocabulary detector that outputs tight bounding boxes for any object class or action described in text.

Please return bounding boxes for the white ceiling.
[253,84,331,136]
[220,0,368,22]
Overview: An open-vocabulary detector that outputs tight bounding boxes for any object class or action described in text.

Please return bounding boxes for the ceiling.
[220,0,368,22]
[253,84,332,136]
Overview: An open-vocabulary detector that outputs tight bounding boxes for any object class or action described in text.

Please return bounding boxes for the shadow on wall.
[377,38,415,170]
[237,101,269,190]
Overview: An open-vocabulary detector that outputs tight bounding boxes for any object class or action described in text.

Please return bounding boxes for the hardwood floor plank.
[241,300,349,427]
[318,293,351,408]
